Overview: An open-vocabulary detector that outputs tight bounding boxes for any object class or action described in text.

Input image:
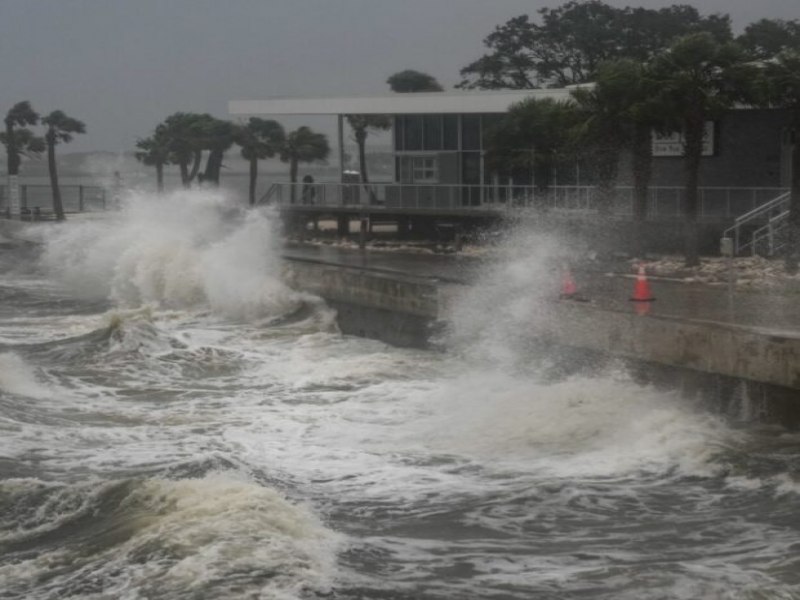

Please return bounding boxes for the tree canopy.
[738,19,800,60]
[458,1,732,89]
[234,117,285,205]
[387,70,443,92]
[280,126,330,190]
[345,114,391,184]
[484,97,579,191]
[42,110,86,221]
[135,124,171,192]
[650,33,756,265]
[2,101,45,176]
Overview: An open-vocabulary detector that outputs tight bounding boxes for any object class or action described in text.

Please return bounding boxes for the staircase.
[723,190,791,256]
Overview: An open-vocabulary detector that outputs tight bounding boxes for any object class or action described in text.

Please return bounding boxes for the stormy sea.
[1,190,799,599]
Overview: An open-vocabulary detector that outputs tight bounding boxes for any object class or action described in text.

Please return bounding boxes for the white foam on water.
[0,474,339,599]
[409,369,732,478]
[0,352,52,399]
[40,189,305,320]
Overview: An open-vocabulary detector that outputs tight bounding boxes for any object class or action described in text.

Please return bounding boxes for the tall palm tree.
[762,50,800,271]
[571,72,633,215]
[651,33,756,266]
[135,124,170,192]
[234,118,285,205]
[42,110,86,221]
[1,101,45,215]
[345,115,391,185]
[279,127,331,203]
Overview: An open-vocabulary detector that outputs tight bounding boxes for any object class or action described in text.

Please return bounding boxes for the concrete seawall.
[284,256,800,423]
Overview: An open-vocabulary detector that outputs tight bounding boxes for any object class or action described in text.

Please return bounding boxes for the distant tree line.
[133,113,331,206]
[462,1,800,267]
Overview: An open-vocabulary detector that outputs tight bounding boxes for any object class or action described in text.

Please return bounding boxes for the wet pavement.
[282,244,800,336]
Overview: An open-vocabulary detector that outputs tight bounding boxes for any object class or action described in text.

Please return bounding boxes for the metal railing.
[258,182,787,222]
[722,190,790,255]
[0,184,109,218]
[750,208,790,256]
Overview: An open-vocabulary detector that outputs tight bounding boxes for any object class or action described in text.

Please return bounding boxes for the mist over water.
[1,189,799,599]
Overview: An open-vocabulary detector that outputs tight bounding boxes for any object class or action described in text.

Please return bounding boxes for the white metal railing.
[723,190,790,255]
[258,182,786,221]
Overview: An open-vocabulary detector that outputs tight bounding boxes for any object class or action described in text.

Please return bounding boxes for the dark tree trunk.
[632,124,653,258]
[683,115,704,267]
[594,145,620,215]
[156,162,164,192]
[188,150,202,184]
[290,158,298,204]
[179,161,190,188]
[249,156,258,206]
[203,148,224,186]
[785,117,800,273]
[5,122,20,176]
[632,125,652,222]
[356,131,368,184]
[47,136,65,221]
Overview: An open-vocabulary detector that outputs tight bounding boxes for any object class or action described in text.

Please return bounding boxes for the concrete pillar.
[454,224,464,252]
[397,215,410,240]
[337,214,349,238]
[359,215,368,249]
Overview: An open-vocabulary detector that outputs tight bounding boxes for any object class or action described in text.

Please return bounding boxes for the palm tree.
[234,118,285,205]
[279,127,331,203]
[761,50,800,271]
[571,73,632,215]
[199,117,236,186]
[1,101,45,215]
[484,98,579,197]
[135,124,170,192]
[42,110,86,221]
[573,59,669,253]
[161,112,207,188]
[345,114,391,185]
[651,33,756,266]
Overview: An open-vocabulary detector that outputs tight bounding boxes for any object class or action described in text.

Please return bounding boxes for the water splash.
[0,352,52,399]
[40,189,306,320]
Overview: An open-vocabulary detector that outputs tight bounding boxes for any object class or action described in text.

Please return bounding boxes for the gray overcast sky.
[1,0,798,153]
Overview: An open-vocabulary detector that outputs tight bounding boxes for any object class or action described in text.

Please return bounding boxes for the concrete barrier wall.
[284,257,800,392]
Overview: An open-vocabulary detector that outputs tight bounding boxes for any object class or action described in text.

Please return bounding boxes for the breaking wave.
[40,190,308,320]
[0,473,339,599]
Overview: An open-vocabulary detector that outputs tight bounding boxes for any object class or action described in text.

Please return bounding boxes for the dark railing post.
[78,185,84,212]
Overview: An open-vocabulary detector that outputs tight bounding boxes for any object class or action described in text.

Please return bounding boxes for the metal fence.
[261,182,788,221]
[0,184,109,218]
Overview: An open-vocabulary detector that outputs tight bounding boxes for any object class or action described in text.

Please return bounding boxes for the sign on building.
[652,122,715,157]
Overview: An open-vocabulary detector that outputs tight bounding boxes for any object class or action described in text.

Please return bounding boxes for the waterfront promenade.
[282,243,800,336]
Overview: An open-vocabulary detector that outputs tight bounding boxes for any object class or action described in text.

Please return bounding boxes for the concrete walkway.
[282,243,800,336]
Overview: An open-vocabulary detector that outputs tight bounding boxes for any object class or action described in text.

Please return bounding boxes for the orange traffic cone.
[560,269,578,299]
[630,264,655,303]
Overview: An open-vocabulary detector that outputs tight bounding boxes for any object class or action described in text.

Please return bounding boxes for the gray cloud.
[1,0,797,153]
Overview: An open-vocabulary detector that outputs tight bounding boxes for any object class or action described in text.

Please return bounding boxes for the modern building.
[229,90,792,250]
